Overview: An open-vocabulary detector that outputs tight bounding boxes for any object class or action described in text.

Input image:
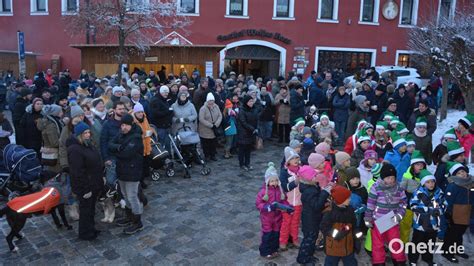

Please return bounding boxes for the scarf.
[448,175,474,187]
[134,115,152,156]
[92,108,107,120]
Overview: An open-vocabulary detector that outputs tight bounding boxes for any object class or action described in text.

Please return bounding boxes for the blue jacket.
[332,93,350,122]
[290,89,305,125]
[100,117,121,161]
[445,176,474,225]
[410,186,447,232]
[308,86,326,109]
[384,149,411,182]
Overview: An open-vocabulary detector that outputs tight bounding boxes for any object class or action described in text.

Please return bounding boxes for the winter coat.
[455,129,474,159]
[445,175,474,225]
[408,108,437,135]
[393,92,413,124]
[86,118,102,151]
[320,203,356,257]
[316,161,333,188]
[275,93,290,124]
[413,131,433,165]
[332,93,350,123]
[290,89,305,125]
[108,124,144,182]
[59,126,72,170]
[259,93,275,122]
[19,105,43,154]
[12,97,29,127]
[66,136,104,198]
[410,186,447,232]
[171,100,197,134]
[237,103,258,145]
[344,135,358,155]
[374,133,390,159]
[365,180,407,222]
[432,143,448,166]
[100,117,122,162]
[308,86,327,109]
[255,184,288,232]
[289,128,304,142]
[345,108,368,138]
[279,165,298,193]
[37,115,64,172]
[284,168,301,207]
[400,167,421,202]
[149,94,173,129]
[345,181,368,208]
[134,115,154,156]
[384,149,411,183]
[299,181,331,233]
[357,161,373,188]
[350,147,365,168]
[434,154,452,192]
[0,118,13,149]
[198,103,222,139]
[370,93,388,125]
[314,121,338,142]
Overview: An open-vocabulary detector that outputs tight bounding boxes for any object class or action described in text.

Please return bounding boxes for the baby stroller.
[171,124,211,177]
[0,144,43,201]
[149,134,175,181]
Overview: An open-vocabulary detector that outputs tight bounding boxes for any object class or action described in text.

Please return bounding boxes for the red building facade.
[0,0,467,78]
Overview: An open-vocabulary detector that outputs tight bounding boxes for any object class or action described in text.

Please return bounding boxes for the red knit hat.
[331,185,351,205]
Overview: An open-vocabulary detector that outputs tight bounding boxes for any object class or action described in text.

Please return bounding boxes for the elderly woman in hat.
[198,92,222,161]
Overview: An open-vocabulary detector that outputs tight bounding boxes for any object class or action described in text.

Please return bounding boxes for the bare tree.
[408,9,473,120]
[64,0,191,81]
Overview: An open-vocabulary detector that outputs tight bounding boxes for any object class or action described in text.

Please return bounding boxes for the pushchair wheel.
[166,168,175,177]
[151,171,161,181]
[200,167,211,176]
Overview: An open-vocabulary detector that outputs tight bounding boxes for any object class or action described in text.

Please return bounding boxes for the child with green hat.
[384,131,411,182]
[433,128,457,165]
[413,116,433,165]
[374,121,390,159]
[350,128,372,167]
[314,112,338,144]
[434,141,466,192]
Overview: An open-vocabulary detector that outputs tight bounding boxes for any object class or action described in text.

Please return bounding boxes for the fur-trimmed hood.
[316,120,335,129]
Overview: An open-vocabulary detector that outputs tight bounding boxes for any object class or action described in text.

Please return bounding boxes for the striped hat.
[405,134,416,147]
[357,128,371,143]
[410,150,426,165]
[415,116,428,127]
[444,128,457,140]
[320,112,329,121]
[371,163,382,179]
[459,114,474,128]
[391,131,406,149]
[376,121,388,130]
[419,169,435,186]
[447,141,465,157]
[396,122,409,134]
[293,117,305,128]
[383,112,394,121]
[447,161,467,176]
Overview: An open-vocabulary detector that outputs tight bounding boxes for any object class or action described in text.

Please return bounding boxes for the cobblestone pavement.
[0,141,473,265]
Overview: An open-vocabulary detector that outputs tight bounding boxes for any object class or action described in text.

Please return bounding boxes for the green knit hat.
[320,112,329,121]
[446,161,467,176]
[383,112,394,121]
[391,130,406,148]
[459,114,474,128]
[447,141,465,157]
[390,116,400,125]
[396,122,409,134]
[405,134,416,147]
[444,128,457,140]
[376,121,388,130]
[419,169,435,186]
[357,128,371,143]
[371,163,382,179]
[415,116,428,127]
[410,150,426,165]
[293,117,305,128]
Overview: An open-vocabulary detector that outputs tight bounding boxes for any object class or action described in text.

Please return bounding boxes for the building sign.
[17,31,26,78]
[293,47,309,75]
[145,57,158,62]
[217,29,291,44]
[205,61,213,78]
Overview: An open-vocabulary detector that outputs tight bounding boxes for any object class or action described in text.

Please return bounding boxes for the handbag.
[40,147,58,166]
[255,136,264,150]
[208,106,224,138]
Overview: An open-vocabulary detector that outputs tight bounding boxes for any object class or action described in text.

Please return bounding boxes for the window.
[438,0,456,22]
[400,0,418,26]
[315,47,376,74]
[226,0,248,18]
[61,0,78,14]
[397,54,410,67]
[0,0,12,14]
[30,0,48,14]
[359,0,379,24]
[317,0,339,22]
[178,0,199,14]
[273,0,294,19]
[126,0,149,12]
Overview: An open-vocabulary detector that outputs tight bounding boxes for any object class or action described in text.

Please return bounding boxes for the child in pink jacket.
[256,162,291,259]
[308,153,332,188]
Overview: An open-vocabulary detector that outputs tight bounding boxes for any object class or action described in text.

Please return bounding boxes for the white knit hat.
[159,85,169,94]
[206,92,215,102]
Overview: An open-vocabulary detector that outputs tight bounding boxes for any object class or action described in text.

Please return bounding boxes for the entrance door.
[224,45,280,79]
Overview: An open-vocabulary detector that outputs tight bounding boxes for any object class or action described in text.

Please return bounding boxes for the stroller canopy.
[3,144,42,183]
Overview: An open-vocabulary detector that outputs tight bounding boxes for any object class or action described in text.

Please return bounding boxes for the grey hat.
[289,139,301,149]
[354,95,367,106]
[70,103,85,118]
[42,104,62,117]
[120,96,131,105]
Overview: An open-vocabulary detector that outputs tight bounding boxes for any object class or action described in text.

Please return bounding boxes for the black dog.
[0,172,72,252]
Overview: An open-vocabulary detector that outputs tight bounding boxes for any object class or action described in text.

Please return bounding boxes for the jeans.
[224,135,235,152]
[105,160,117,186]
[324,253,357,266]
[259,121,273,140]
[238,144,252,167]
[335,120,346,141]
[118,180,143,215]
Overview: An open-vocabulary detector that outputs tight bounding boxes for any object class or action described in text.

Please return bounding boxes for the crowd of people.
[0,65,473,265]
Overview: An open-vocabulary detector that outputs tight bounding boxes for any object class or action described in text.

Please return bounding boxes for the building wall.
[0,0,469,77]
[0,52,38,79]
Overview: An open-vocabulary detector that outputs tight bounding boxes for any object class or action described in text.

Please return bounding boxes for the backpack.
[325,222,354,257]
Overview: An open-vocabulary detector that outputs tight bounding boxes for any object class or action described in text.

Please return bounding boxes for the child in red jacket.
[256,162,292,259]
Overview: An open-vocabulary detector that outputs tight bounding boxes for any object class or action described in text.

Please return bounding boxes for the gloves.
[168,107,173,111]
[83,192,92,199]
[183,118,190,122]
[253,129,259,135]
[392,213,403,224]
[279,99,284,104]
[62,167,70,174]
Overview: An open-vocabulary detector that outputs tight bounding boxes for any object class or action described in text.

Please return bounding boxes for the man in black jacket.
[109,114,145,235]
[149,85,173,149]
[12,87,32,145]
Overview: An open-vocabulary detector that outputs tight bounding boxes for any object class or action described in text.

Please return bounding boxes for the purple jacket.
[365,179,407,222]
[255,184,288,233]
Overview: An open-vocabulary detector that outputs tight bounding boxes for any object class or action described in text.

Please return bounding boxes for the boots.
[116,208,132,227]
[124,214,144,235]
[223,150,232,159]
[67,202,80,221]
